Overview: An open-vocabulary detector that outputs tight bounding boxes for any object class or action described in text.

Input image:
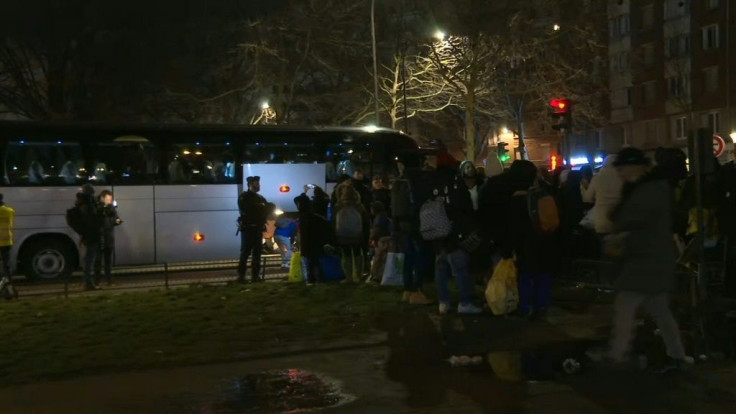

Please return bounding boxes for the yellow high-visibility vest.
[0,205,15,247]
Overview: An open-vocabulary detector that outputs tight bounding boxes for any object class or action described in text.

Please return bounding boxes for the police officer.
[237,176,269,283]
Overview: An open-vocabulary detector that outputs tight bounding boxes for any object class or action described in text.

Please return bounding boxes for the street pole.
[371,0,381,126]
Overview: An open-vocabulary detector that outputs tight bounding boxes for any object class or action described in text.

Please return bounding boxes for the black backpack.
[66,206,86,235]
[66,202,98,236]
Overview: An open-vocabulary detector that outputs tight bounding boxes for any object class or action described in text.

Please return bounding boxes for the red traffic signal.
[549,99,571,114]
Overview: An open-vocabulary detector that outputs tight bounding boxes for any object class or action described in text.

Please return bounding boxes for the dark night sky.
[1,0,290,38]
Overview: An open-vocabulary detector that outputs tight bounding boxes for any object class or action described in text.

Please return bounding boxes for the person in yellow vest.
[0,193,16,284]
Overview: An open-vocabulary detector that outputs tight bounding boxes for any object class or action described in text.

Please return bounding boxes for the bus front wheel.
[21,238,76,281]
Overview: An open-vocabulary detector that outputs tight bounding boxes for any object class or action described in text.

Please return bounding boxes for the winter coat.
[479,172,516,255]
[447,175,481,241]
[238,190,268,229]
[100,204,121,247]
[583,156,623,234]
[611,175,677,294]
[299,212,335,257]
[371,188,391,214]
[509,191,557,274]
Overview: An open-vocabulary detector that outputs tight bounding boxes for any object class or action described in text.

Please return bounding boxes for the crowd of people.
[234,143,736,370]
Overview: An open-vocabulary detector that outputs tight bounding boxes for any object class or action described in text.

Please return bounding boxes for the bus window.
[323,140,375,182]
[243,141,315,165]
[93,142,157,185]
[5,140,85,186]
[166,141,237,184]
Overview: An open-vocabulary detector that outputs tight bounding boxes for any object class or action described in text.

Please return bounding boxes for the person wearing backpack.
[69,184,104,290]
[295,192,336,283]
[334,181,369,282]
[506,160,558,319]
[392,154,435,305]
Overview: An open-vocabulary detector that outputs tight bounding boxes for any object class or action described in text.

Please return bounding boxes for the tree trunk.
[517,119,528,161]
[465,90,476,161]
[516,103,528,161]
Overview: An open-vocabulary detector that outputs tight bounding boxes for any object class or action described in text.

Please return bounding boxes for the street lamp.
[434,30,446,41]
[261,102,270,110]
[730,131,736,143]
[553,24,561,31]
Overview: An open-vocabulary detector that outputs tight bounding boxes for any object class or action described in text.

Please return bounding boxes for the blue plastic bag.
[320,254,346,282]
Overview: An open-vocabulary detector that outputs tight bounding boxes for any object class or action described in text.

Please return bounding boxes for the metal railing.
[12,254,287,299]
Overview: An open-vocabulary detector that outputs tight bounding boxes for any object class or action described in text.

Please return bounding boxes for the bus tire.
[20,237,77,281]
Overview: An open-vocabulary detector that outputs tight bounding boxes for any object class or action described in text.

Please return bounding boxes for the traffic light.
[550,154,560,171]
[497,142,510,163]
[549,98,572,131]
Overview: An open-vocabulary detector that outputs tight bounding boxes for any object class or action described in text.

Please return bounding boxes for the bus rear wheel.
[21,239,76,281]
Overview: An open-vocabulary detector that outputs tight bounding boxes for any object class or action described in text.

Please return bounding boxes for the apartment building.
[607,0,735,159]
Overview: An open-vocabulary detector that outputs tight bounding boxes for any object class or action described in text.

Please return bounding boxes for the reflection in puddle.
[486,342,594,382]
[207,369,353,413]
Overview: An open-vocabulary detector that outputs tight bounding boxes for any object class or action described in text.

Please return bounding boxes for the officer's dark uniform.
[237,176,268,282]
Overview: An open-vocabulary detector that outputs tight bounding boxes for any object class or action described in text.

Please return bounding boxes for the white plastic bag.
[579,207,595,230]
[381,252,405,286]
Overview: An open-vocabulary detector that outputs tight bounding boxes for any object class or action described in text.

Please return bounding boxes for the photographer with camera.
[96,190,122,286]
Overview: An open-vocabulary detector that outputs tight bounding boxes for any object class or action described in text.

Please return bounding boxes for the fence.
[12,254,286,299]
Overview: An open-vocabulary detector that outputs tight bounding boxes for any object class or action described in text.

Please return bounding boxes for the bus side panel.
[154,185,239,263]
[2,187,87,270]
[112,186,155,266]
[243,164,326,213]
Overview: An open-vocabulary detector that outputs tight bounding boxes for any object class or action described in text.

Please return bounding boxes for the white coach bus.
[0,122,419,280]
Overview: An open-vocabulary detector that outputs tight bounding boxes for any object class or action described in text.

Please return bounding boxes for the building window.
[667,75,689,98]
[642,5,654,29]
[665,34,691,58]
[707,111,721,133]
[703,66,719,93]
[643,81,657,105]
[611,51,630,73]
[643,44,656,67]
[664,0,690,19]
[627,87,632,105]
[702,24,719,50]
[610,14,630,38]
[675,116,688,139]
[707,0,719,10]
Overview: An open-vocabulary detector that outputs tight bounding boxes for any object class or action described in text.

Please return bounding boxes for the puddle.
[206,369,354,413]
[485,341,597,382]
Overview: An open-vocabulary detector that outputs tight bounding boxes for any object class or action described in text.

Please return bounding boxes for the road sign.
[713,134,725,157]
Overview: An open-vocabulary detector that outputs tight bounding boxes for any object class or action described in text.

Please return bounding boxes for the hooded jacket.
[612,173,677,293]
[583,155,623,234]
